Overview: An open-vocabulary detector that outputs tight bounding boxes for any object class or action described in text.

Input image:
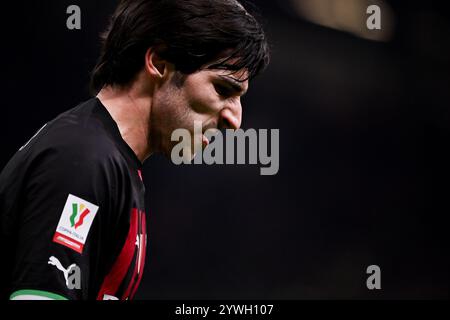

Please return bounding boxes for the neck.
[97,80,153,163]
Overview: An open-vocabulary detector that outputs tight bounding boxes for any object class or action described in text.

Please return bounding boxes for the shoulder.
[27,99,126,170]
[12,100,134,195]
[1,99,134,200]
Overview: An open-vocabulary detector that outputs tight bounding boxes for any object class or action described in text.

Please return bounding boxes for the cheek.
[154,79,220,139]
[164,98,191,132]
[152,89,184,137]
[160,86,188,116]
[185,81,220,115]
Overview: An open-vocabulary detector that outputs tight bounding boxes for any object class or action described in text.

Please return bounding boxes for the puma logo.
[48,256,81,289]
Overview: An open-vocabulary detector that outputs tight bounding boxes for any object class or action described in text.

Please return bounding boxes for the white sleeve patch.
[53,194,99,254]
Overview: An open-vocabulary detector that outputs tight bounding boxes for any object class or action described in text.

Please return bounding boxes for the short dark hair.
[90,0,270,93]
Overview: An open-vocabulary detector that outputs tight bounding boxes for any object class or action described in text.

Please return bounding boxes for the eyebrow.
[218,75,248,96]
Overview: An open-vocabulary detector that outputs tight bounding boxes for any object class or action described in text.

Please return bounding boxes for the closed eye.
[214,83,235,98]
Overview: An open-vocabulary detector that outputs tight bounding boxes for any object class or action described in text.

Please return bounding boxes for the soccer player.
[0,0,269,300]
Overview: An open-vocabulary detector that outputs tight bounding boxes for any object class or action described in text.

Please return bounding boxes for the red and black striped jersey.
[0,98,148,300]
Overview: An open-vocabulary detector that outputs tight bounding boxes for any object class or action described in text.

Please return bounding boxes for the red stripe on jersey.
[131,211,147,299]
[122,210,147,300]
[96,209,138,300]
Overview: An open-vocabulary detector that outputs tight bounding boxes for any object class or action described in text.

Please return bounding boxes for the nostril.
[219,107,241,130]
[219,117,233,130]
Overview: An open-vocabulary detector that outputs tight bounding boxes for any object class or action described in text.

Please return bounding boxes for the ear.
[144,48,168,79]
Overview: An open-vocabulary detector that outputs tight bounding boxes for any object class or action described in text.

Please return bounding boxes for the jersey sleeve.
[7,140,125,300]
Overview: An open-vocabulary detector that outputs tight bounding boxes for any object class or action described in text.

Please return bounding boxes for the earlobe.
[144,48,166,79]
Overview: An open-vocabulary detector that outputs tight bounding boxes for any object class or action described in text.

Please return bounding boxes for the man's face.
[150,67,249,158]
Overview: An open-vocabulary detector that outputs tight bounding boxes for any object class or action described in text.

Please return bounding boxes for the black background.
[0,0,449,299]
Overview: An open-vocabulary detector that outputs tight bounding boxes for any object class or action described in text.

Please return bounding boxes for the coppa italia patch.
[53,194,99,254]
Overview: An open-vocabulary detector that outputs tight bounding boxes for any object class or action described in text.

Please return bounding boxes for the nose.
[219,99,242,130]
